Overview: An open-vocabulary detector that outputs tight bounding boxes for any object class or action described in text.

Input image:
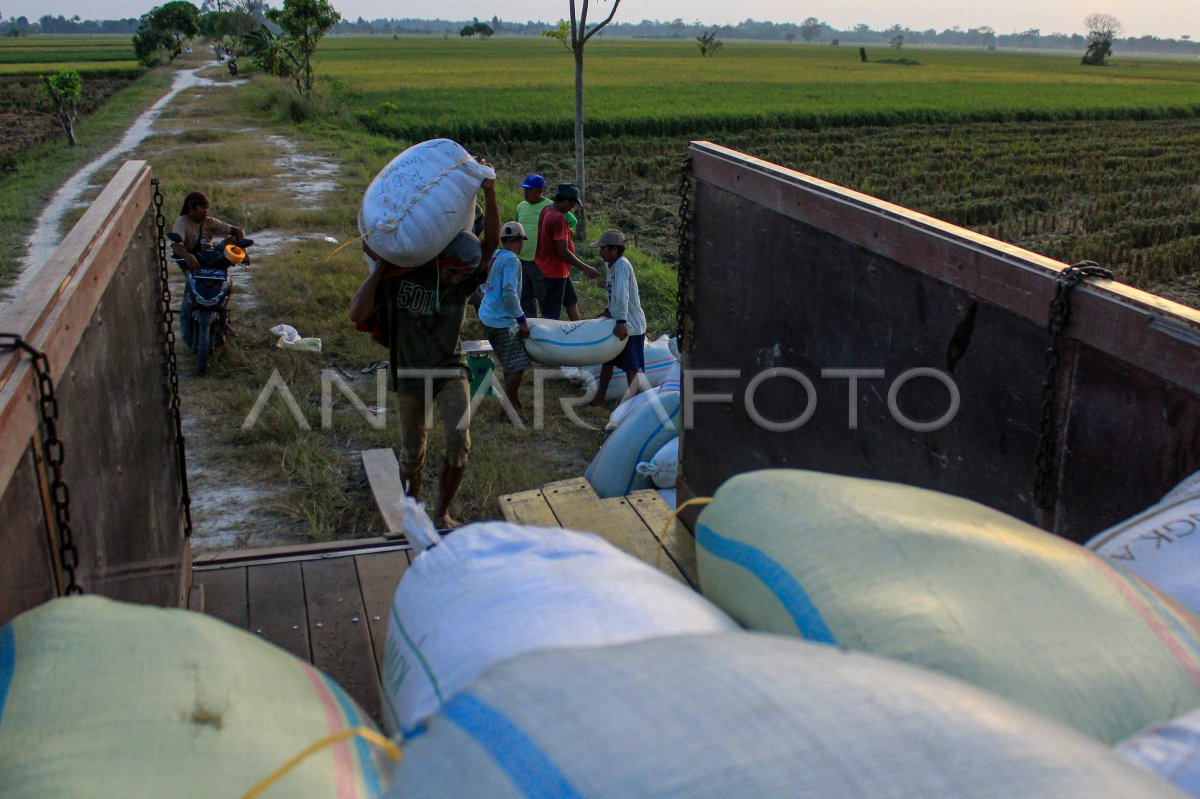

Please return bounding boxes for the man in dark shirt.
[349,176,498,530]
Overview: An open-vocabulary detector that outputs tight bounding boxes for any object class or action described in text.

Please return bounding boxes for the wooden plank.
[303,557,382,723]
[541,478,685,582]
[497,488,561,527]
[197,567,249,629]
[247,561,310,661]
[194,536,408,566]
[362,448,408,539]
[627,490,699,589]
[354,550,411,675]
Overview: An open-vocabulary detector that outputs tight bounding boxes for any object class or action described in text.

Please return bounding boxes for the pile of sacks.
[381,514,1191,796]
[562,333,683,502]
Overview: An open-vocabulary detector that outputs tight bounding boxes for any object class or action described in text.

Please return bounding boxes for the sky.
[4,0,1193,39]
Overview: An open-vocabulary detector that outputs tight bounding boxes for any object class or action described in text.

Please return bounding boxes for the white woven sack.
[0,596,389,799]
[1118,706,1200,796]
[524,318,624,367]
[387,633,1187,799]
[606,385,679,432]
[1087,492,1200,615]
[1162,469,1200,504]
[380,522,736,737]
[585,392,679,498]
[635,436,679,489]
[568,334,678,401]
[359,139,494,268]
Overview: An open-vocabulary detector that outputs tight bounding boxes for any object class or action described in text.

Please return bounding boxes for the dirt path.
[0,63,241,317]
[11,61,345,552]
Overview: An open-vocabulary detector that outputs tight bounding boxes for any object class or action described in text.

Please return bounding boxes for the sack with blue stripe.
[386,632,1185,799]
[380,522,735,737]
[1087,473,1200,616]
[585,392,679,498]
[0,596,390,799]
[1118,705,1200,795]
[695,469,1200,743]
[523,318,623,367]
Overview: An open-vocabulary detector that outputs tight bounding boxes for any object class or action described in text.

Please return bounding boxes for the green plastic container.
[466,353,495,397]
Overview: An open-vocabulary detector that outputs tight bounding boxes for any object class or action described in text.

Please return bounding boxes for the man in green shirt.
[514,174,552,318]
[349,175,499,530]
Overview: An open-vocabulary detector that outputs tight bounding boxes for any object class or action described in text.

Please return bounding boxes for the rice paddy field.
[272,36,1200,304]
[0,34,139,75]
[317,37,1200,142]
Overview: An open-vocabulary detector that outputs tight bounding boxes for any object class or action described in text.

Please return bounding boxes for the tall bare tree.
[1082,13,1121,65]
[564,0,622,238]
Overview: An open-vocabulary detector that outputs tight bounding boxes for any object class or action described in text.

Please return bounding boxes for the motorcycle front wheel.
[195,310,212,376]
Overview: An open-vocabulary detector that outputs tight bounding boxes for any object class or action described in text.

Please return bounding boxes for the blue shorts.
[608,333,645,374]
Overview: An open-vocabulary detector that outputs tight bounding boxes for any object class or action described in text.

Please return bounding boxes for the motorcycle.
[168,232,252,375]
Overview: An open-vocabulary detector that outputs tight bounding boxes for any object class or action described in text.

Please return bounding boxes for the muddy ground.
[0,73,138,170]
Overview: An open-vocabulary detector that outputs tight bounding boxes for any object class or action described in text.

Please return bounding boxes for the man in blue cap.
[513,174,551,317]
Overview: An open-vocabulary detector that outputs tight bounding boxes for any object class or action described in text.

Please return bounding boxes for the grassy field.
[314,37,1200,142]
[0,34,139,75]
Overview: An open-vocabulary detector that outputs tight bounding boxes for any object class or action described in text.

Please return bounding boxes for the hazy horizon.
[2,1,1193,40]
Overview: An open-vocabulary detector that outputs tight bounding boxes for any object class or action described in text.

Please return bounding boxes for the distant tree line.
[6,13,1197,57]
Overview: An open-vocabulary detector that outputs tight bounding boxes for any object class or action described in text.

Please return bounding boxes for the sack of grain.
[1118,706,1200,796]
[695,468,1200,743]
[563,334,677,401]
[0,596,389,799]
[585,392,680,498]
[523,318,625,367]
[1088,486,1200,615]
[359,138,494,268]
[380,522,736,737]
[387,632,1186,799]
[635,436,679,489]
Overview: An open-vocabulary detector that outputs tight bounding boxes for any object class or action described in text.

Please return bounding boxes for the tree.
[40,68,82,145]
[265,0,340,97]
[459,23,476,37]
[784,32,795,43]
[889,34,904,49]
[800,17,820,43]
[242,24,292,76]
[1082,12,1120,65]
[561,0,624,238]
[542,19,571,50]
[133,1,200,66]
[696,30,722,56]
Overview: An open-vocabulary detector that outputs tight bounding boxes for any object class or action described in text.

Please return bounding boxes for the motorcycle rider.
[171,190,246,337]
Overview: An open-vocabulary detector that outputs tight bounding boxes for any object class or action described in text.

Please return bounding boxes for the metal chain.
[152,179,193,538]
[675,156,694,352]
[1033,261,1114,509]
[0,333,82,594]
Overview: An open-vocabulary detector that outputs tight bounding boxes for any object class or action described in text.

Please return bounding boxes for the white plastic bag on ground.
[1118,706,1200,796]
[380,522,736,737]
[0,596,390,799]
[359,139,494,268]
[635,436,678,489]
[524,318,624,367]
[388,633,1186,799]
[586,392,680,499]
[695,469,1200,744]
[1087,491,1200,615]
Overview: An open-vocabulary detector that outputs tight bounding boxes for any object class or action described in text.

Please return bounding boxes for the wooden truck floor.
[191,477,690,724]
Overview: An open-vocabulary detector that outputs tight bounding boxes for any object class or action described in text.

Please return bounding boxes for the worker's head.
[592,229,626,263]
[520,174,545,203]
[552,183,582,213]
[500,221,527,254]
[436,231,482,285]
[180,191,210,222]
